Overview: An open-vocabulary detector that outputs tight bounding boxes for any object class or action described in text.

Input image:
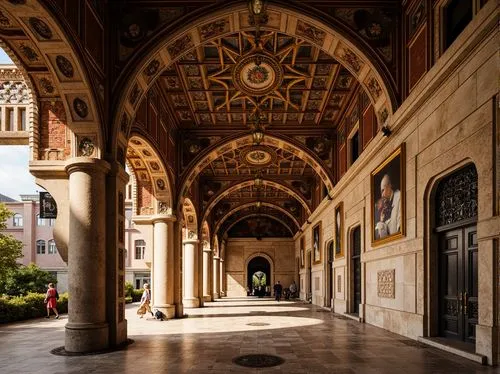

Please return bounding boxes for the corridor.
[0,298,496,373]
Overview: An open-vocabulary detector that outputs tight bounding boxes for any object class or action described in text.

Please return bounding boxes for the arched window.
[48,239,57,254]
[36,240,46,254]
[36,214,45,226]
[13,213,23,227]
[135,239,146,259]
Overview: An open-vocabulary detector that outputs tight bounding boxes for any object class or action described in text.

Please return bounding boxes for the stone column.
[173,221,184,318]
[152,214,177,319]
[213,256,220,299]
[183,239,200,308]
[65,158,110,353]
[202,247,212,302]
[105,160,129,348]
[220,258,225,297]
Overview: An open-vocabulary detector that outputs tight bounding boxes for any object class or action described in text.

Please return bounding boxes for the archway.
[112,3,397,155]
[428,163,478,346]
[247,256,271,297]
[325,240,334,308]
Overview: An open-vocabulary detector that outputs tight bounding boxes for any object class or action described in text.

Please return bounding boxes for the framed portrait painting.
[300,236,305,268]
[312,222,322,264]
[371,143,406,245]
[334,202,344,258]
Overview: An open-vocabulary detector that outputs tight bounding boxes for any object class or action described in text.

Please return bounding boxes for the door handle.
[463,291,468,316]
[457,292,462,314]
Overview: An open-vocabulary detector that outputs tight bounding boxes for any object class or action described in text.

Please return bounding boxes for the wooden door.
[352,227,361,315]
[439,226,478,343]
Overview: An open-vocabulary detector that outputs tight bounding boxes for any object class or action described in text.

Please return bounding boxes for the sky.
[0,48,40,201]
[0,48,12,64]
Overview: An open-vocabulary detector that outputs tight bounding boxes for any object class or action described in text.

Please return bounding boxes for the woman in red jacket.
[45,283,59,319]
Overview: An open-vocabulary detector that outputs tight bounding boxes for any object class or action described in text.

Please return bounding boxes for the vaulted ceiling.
[126,1,395,240]
[0,0,402,242]
[156,30,359,129]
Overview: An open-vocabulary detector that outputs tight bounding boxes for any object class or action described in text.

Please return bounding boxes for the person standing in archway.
[273,281,283,302]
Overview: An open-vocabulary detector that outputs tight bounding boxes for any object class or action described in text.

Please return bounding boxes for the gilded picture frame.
[300,236,305,268]
[371,143,406,246]
[334,202,344,258]
[312,222,322,264]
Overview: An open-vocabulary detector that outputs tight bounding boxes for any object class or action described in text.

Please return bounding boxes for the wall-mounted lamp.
[381,125,392,137]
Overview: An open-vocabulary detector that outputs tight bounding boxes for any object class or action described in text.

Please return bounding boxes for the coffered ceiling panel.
[158,30,359,129]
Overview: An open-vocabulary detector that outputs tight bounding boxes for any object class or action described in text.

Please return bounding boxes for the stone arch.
[213,202,301,238]
[181,198,198,239]
[185,133,331,212]
[112,3,397,163]
[0,2,103,158]
[201,220,210,250]
[245,252,275,293]
[213,235,220,257]
[127,134,173,215]
[202,176,311,225]
[223,214,294,238]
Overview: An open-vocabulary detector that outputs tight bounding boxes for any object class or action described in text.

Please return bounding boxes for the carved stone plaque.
[337,275,342,293]
[377,269,395,298]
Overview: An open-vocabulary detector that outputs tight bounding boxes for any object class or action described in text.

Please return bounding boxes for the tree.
[3,263,57,295]
[0,203,23,291]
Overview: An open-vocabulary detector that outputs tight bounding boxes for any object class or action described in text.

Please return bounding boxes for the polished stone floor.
[0,297,497,373]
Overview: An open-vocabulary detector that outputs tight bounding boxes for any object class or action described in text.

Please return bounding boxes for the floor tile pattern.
[0,298,497,373]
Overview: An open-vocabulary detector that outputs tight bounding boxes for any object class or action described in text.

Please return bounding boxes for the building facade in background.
[0,188,150,292]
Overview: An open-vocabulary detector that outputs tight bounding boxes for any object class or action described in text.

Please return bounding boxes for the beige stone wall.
[225,238,295,297]
[295,1,499,363]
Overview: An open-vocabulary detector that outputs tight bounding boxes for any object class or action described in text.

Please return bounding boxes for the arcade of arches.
[0,0,498,366]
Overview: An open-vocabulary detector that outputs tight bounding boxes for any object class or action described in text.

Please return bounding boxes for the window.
[20,108,26,131]
[36,240,46,254]
[8,108,14,131]
[135,273,150,289]
[350,131,360,164]
[13,213,23,227]
[37,214,45,226]
[135,239,146,259]
[444,0,473,50]
[48,239,57,254]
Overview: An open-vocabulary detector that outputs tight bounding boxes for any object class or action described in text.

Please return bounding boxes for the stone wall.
[225,238,295,297]
[295,1,498,364]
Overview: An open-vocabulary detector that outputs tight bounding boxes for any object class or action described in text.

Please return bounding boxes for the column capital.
[183,238,199,245]
[203,247,213,253]
[152,214,177,224]
[213,256,220,260]
[65,157,110,175]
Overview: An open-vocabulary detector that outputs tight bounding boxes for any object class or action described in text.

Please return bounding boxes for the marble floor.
[0,298,497,374]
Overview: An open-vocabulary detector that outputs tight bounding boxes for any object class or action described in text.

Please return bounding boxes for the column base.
[65,322,109,353]
[183,297,200,308]
[213,292,220,299]
[175,303,184,318]
[203,295,212,302]
[152,304,176,319]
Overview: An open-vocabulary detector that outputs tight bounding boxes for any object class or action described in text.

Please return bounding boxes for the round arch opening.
[247,256,271,297]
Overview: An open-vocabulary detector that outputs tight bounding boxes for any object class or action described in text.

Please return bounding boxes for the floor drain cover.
[233,354,284,368]
[246,322,270,326]
[50,339,134,356]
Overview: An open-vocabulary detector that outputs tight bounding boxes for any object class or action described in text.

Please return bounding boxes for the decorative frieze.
[377,269,395,298]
